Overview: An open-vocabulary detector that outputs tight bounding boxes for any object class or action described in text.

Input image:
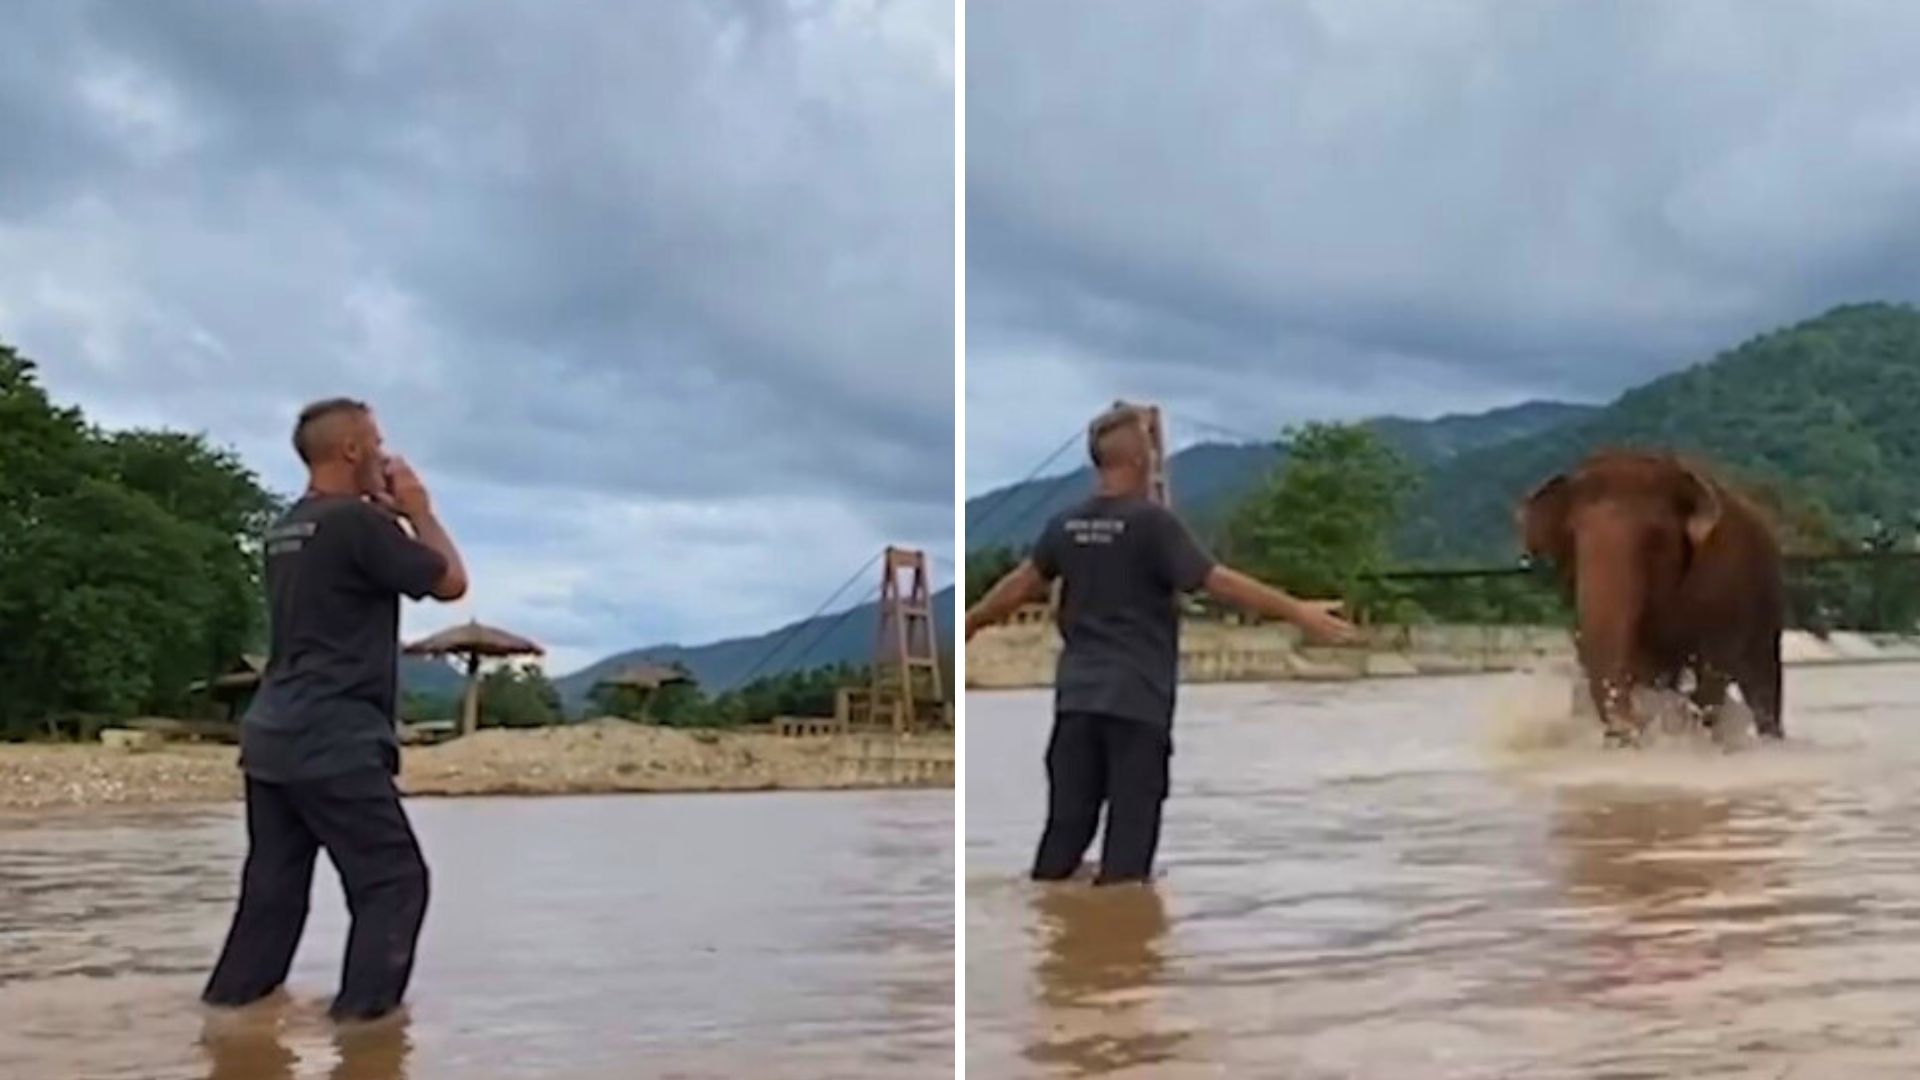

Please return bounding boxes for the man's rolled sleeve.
[352,505,448,600]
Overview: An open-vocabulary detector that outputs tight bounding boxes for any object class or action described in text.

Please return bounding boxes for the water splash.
[1483,661,1759,755]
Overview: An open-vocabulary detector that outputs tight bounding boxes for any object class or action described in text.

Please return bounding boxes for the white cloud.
[2,0,953,666]
[967,0,1920,487]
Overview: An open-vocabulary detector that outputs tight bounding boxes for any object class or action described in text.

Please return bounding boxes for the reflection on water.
[199,997,412,1080]
[1548,787,1789,999]
[968,665,1920,1078]
[1023,885,1184,1075]
[0,790,952,1080]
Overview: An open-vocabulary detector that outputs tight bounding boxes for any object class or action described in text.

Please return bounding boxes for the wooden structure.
[402,620,544,737]
[590,662,695,722]
[187,653,267,724]
[1130,400,1171,507]
[773,715,841,737]
[837,546,949,733]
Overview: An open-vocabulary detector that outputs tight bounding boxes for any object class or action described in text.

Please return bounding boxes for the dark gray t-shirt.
[1031,495,1216,728]
[240,495,448,782]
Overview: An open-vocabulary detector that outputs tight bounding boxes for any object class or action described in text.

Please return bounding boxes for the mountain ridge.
[403,587,958,709]
[965,400,1597,551]
[1400,302,1920,560]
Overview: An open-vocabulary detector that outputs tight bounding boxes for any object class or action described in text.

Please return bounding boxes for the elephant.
[1517,449,1786,747]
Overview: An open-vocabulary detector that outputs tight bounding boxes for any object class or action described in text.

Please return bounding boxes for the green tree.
[401,691,458,725]
[478,663,564,728]
[1224,423,1419,606]
[0,347,278,735]
[965,546,1021,605]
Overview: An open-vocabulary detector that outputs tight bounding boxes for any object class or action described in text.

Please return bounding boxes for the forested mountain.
[1399,303,1920,560]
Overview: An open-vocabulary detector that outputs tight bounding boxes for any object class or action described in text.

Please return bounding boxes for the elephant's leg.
[1689,666,1730,732]
[1736,638,1785,740]
[1588,673,1643,748]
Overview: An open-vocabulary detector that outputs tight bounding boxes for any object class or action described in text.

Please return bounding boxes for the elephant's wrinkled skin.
[1518,450,1785,747]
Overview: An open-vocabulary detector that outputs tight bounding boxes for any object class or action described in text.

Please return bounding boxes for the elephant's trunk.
[1573,523,1648,739]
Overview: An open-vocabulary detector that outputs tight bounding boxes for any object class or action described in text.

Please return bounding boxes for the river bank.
[0,720,954,811]
[965,618,1920,689]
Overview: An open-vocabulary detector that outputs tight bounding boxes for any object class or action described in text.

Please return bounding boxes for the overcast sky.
[1,0,953,673]
[967,0,1920,493]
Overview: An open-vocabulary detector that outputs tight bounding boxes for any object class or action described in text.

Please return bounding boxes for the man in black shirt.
[203,398,468,1022]
[967,403,1357,885]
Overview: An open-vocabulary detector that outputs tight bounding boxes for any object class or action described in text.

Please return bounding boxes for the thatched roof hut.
[404,621,543,659]
[403,620,545,736]
[187,654,269,723]
[590,662,695,722]
[593,662,694,692]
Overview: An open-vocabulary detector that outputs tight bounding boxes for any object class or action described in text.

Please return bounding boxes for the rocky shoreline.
[0,720,954,811]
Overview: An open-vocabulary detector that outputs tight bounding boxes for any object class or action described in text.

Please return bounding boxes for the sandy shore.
[0,720,954,810]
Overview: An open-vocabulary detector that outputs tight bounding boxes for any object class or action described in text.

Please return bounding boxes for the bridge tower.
[858,546,949,733]
[1130,400,1171,508]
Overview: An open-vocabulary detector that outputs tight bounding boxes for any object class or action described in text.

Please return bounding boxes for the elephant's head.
[1516,451,1724,586]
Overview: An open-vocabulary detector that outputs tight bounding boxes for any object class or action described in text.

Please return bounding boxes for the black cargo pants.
[1031,712,1172,886]
[203,768,430,1021]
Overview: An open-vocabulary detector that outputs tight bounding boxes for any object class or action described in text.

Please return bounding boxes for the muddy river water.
[967,664,1920,1078]
[0,789,952,1080]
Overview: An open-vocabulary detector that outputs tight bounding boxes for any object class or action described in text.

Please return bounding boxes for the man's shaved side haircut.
[293,398,370,465]
[1087,403,1147,468]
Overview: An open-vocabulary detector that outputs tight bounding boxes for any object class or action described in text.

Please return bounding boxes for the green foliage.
[965,546,1021,605]
[0,346,277,737]
[1223,423,1419,600]
[587,678,703,725]
[401,690,458,725]
[478,663,564,728]
[587,682,652,722]
[1401,303,1920,561]
[1350,572,1571,627]
[673,663,859,728]
[576,659,953,730]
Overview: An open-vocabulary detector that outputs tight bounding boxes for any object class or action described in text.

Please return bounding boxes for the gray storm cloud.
[966,0,1920,489]
[0,0,954,668]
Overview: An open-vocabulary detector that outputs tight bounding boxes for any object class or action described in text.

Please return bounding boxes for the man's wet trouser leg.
[203,769,429,1021]
[1094,720,1171,886]
[299,769,431,1021]
[1032,713,1106,880]
[203,778,320,1007]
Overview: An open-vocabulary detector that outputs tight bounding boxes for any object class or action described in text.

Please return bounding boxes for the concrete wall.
[965,620,1920,690]
[834,733,954,786]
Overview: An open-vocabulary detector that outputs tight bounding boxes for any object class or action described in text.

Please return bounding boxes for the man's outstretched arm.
[1202,565,1358,644]
[965,560,1049,641]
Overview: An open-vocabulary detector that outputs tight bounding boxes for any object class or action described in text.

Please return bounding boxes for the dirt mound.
[0,722,952,810]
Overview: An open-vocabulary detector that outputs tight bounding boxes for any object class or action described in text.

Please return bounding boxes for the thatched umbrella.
[187,654,269,724]
[591,662,694,721]
[403,620,544,737]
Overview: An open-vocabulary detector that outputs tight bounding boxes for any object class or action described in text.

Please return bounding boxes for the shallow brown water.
[966,664,1920,1078]
[0,789,952,1080]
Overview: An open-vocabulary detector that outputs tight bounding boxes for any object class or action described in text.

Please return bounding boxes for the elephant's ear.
[1678,464,1723,548]
[1518,473,1573,563]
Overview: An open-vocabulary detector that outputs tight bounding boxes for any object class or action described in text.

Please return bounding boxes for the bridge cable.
[966,428,1085,540]
[731,550,884,689]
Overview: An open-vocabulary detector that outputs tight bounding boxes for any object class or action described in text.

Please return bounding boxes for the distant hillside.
[401,656,467,698]
[965,401,1595,551]
[403,589,956,710]
[1399,303,1920,560]
[550,586,956,710]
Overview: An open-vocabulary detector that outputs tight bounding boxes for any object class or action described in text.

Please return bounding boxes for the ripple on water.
[968,665,1920,1077]
[0,790,953,1080]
